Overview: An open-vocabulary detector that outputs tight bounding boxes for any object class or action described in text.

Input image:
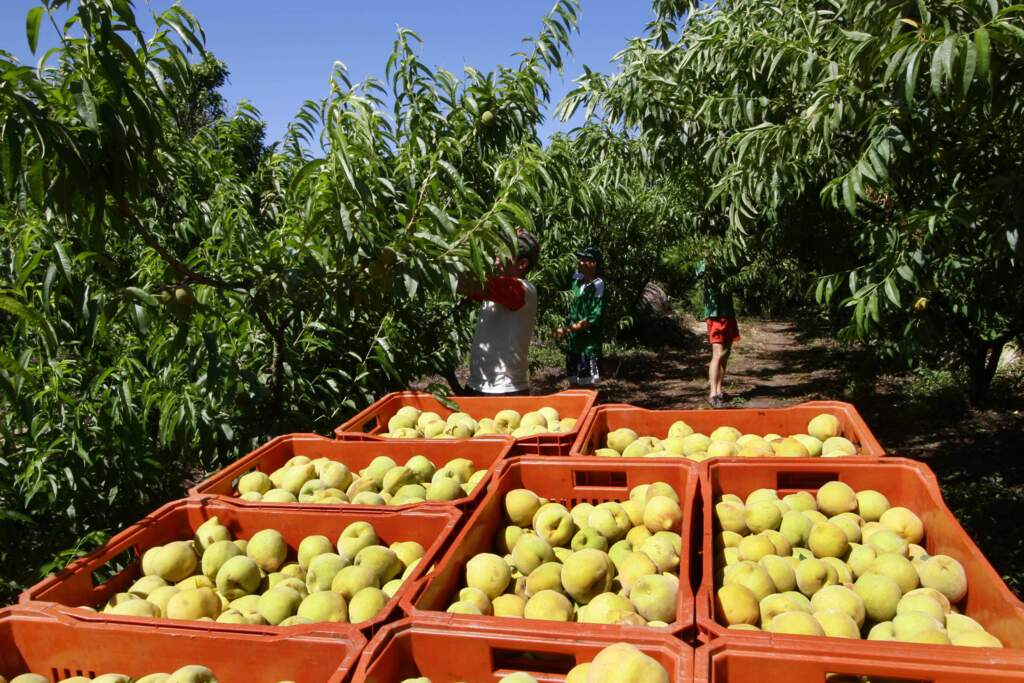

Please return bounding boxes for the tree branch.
[117,200,250,291]
[253,301,288,415]
[443,366,464,395]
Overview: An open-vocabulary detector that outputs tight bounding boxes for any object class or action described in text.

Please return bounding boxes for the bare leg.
[709,343,724,399]
[719,344,732,396]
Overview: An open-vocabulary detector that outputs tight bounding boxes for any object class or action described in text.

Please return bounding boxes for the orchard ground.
[441,316,1024,598]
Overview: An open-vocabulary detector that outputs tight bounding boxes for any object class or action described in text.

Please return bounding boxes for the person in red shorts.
[697,261,740,407]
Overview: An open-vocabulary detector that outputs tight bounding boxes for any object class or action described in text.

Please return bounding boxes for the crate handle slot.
[492,647,577,676]
[827,673,929,683]
[573,470,628,489]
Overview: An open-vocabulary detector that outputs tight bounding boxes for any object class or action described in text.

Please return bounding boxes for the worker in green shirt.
[555,247,605,386]
[697,260,740,407]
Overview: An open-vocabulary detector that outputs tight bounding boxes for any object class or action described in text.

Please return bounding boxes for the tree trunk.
[443,367,464,395]
[967,340,1006,404]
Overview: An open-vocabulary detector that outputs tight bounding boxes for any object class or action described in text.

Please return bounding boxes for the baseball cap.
[575,246,602,264]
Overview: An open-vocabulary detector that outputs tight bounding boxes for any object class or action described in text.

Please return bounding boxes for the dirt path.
[532,318,848,409]
[530,315,1024,597]
[440,314,1024,594]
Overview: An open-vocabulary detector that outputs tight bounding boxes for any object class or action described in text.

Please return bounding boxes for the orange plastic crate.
[695,637,1024,682]
[570,401,885,457]
[696,458,1024,660]
[333,390,597,456]
[401,456,699,637]
[189,433,515,512]
[0,604,365,683]
[354,616,693,682]
[21,496,459,636]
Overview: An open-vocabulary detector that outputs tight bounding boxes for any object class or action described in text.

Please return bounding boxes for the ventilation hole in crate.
[492,648,576,676]
[826,673,926,683]
[55,670,96,680]
[573,471,627,488]
[777,472,838,493]
[568,497,610,508]
[90,546,138,587]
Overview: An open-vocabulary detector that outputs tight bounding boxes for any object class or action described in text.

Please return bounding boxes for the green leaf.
[125,287,158,306]
[0,295,44,326]
[975,28,991,81]
[897,265,916,283]
[930,38,954,97]
[0,350,27,378]
[26,7,44,55]
[929,46,943,97]
[54,241,72,284]
[842,176,857,216]
[940,35,956,75]
[904,48,921,107]
[883,278,901,306]
[961,36,977,97]
[70,80,98,131]
[841,30,873,42]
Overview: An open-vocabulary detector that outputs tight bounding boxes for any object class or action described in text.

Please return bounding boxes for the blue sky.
[2,1,655,142]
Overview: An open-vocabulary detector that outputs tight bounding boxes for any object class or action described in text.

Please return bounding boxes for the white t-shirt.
[467,277,538,394]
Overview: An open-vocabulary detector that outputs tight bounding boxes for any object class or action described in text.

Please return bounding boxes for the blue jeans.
[566,351,600,386]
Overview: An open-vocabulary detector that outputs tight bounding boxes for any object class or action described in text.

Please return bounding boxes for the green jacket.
[696,261,736,319]
[566,275,605,355]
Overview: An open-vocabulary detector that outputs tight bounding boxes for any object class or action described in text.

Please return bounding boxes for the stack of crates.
[8,393,1024,681]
